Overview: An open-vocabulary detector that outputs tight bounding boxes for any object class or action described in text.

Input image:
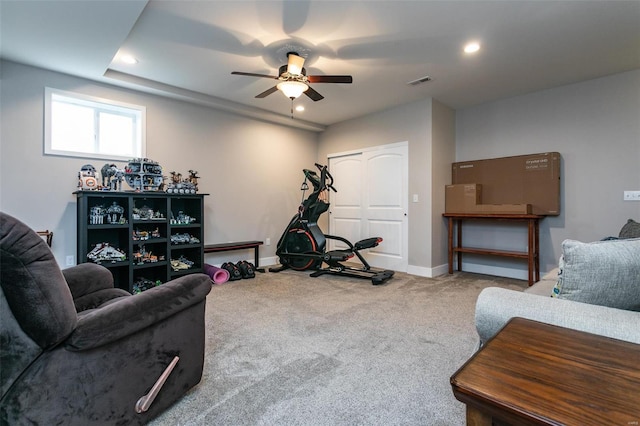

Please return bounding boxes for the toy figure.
[188,170,200,191]
[166,170,199,194]
[132,277,162,294]
[106,202,125,224]
[87,243,126,263]
[78,164,99,190]
[124,158,163,191]
[89,205,105,224]
[100,163,125,191]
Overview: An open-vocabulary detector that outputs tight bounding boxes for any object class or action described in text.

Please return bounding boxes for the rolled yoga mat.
[204,263,230,284]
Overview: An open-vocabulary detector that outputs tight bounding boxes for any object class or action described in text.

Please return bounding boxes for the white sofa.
[475,235,640,346]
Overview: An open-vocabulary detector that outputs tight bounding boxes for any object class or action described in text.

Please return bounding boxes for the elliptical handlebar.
[314,163,337,193]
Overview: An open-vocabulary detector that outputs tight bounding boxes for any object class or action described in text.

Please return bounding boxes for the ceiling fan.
[232,52,352,101]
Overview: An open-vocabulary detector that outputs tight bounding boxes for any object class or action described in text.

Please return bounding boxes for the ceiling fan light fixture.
[277,80,309,99]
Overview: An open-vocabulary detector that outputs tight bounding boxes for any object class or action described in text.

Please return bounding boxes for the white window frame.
[44,87,146,161]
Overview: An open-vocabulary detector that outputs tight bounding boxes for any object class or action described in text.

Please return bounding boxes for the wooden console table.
[443,213,543,285]
[450,317,640,425]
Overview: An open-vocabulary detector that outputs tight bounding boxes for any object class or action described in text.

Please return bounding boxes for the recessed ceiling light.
[120,54,138,64]
[464,42,480,54]
[295,105,305,112]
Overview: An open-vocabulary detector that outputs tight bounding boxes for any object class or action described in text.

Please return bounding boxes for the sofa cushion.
[551,238,640,311]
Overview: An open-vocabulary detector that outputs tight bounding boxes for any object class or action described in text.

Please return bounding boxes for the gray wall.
[431,100,456,270]
[318,98,456,276]
[3,58,637,279]
[0,60,319,267]
[455,69,640,278]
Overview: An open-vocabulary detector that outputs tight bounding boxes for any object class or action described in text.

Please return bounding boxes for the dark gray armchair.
[1,212,212,425]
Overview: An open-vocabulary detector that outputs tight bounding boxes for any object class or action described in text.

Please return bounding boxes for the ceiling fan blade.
[287,53,305,75]
[307,75,353,84]
[304,86,324,102]
[232,71,278,79]
[255,86,279,98]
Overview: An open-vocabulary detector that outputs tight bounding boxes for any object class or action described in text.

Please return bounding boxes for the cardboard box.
[471,203,532,214]
[445,184,482,213]
[446,184,531,214]
[452,152,561,215]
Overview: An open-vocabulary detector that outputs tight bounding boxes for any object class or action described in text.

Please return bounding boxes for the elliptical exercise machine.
[269,163,394,285]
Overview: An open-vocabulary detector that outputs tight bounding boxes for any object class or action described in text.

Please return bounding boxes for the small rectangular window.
[44,87,146,161]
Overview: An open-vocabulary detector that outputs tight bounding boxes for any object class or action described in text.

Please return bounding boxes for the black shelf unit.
[75,191,207,292]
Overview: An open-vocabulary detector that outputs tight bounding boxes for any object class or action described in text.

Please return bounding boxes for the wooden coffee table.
[450,317,640,425]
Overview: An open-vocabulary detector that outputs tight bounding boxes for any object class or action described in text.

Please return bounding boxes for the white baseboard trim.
[260,256,279,268]
[406,263,528,281]
[406,263,449,278]
[430,263,450,277]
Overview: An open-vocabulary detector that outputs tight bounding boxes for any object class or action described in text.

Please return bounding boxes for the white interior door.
[328,143,408,271]
[328,155,363,250]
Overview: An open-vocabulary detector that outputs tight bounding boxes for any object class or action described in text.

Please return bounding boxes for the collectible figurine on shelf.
[133,245,160,265]
[101,163,125,191]
[89,205,105,225]
[133,228,161,241]
[171,233,188,244]
[170,210,196,225]
[170,233,200,245]
[188,170,200,192]
[78,164,99,191]
[106,202,125,224]
[124,158,164,191]
[87,243,127,263]
[132,277,162,294]
[132,229,149,241]
[166,171,182,194]
[165,170,199,194]
[170,255,194,271]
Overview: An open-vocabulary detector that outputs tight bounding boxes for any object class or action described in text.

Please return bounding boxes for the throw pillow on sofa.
[619,218,640,239]
[551,238,640,311]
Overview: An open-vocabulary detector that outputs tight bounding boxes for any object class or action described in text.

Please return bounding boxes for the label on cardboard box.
[525,157,550,171]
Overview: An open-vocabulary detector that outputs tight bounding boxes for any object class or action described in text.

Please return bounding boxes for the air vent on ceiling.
[407,76,432,86]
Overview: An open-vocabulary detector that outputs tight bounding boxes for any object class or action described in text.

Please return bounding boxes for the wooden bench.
[203,240,264,267]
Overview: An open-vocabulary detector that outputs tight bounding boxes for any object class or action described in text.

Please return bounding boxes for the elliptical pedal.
[371,270,395,285]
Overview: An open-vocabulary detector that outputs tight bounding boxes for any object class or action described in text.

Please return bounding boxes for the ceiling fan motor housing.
[279,65,307,81]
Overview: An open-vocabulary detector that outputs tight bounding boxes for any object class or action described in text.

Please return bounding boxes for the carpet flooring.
[150,269,527,425]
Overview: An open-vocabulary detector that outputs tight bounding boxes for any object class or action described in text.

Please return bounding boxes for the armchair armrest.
[65,273,211,351]
[475,287,640,346]
[62,263,115,299]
